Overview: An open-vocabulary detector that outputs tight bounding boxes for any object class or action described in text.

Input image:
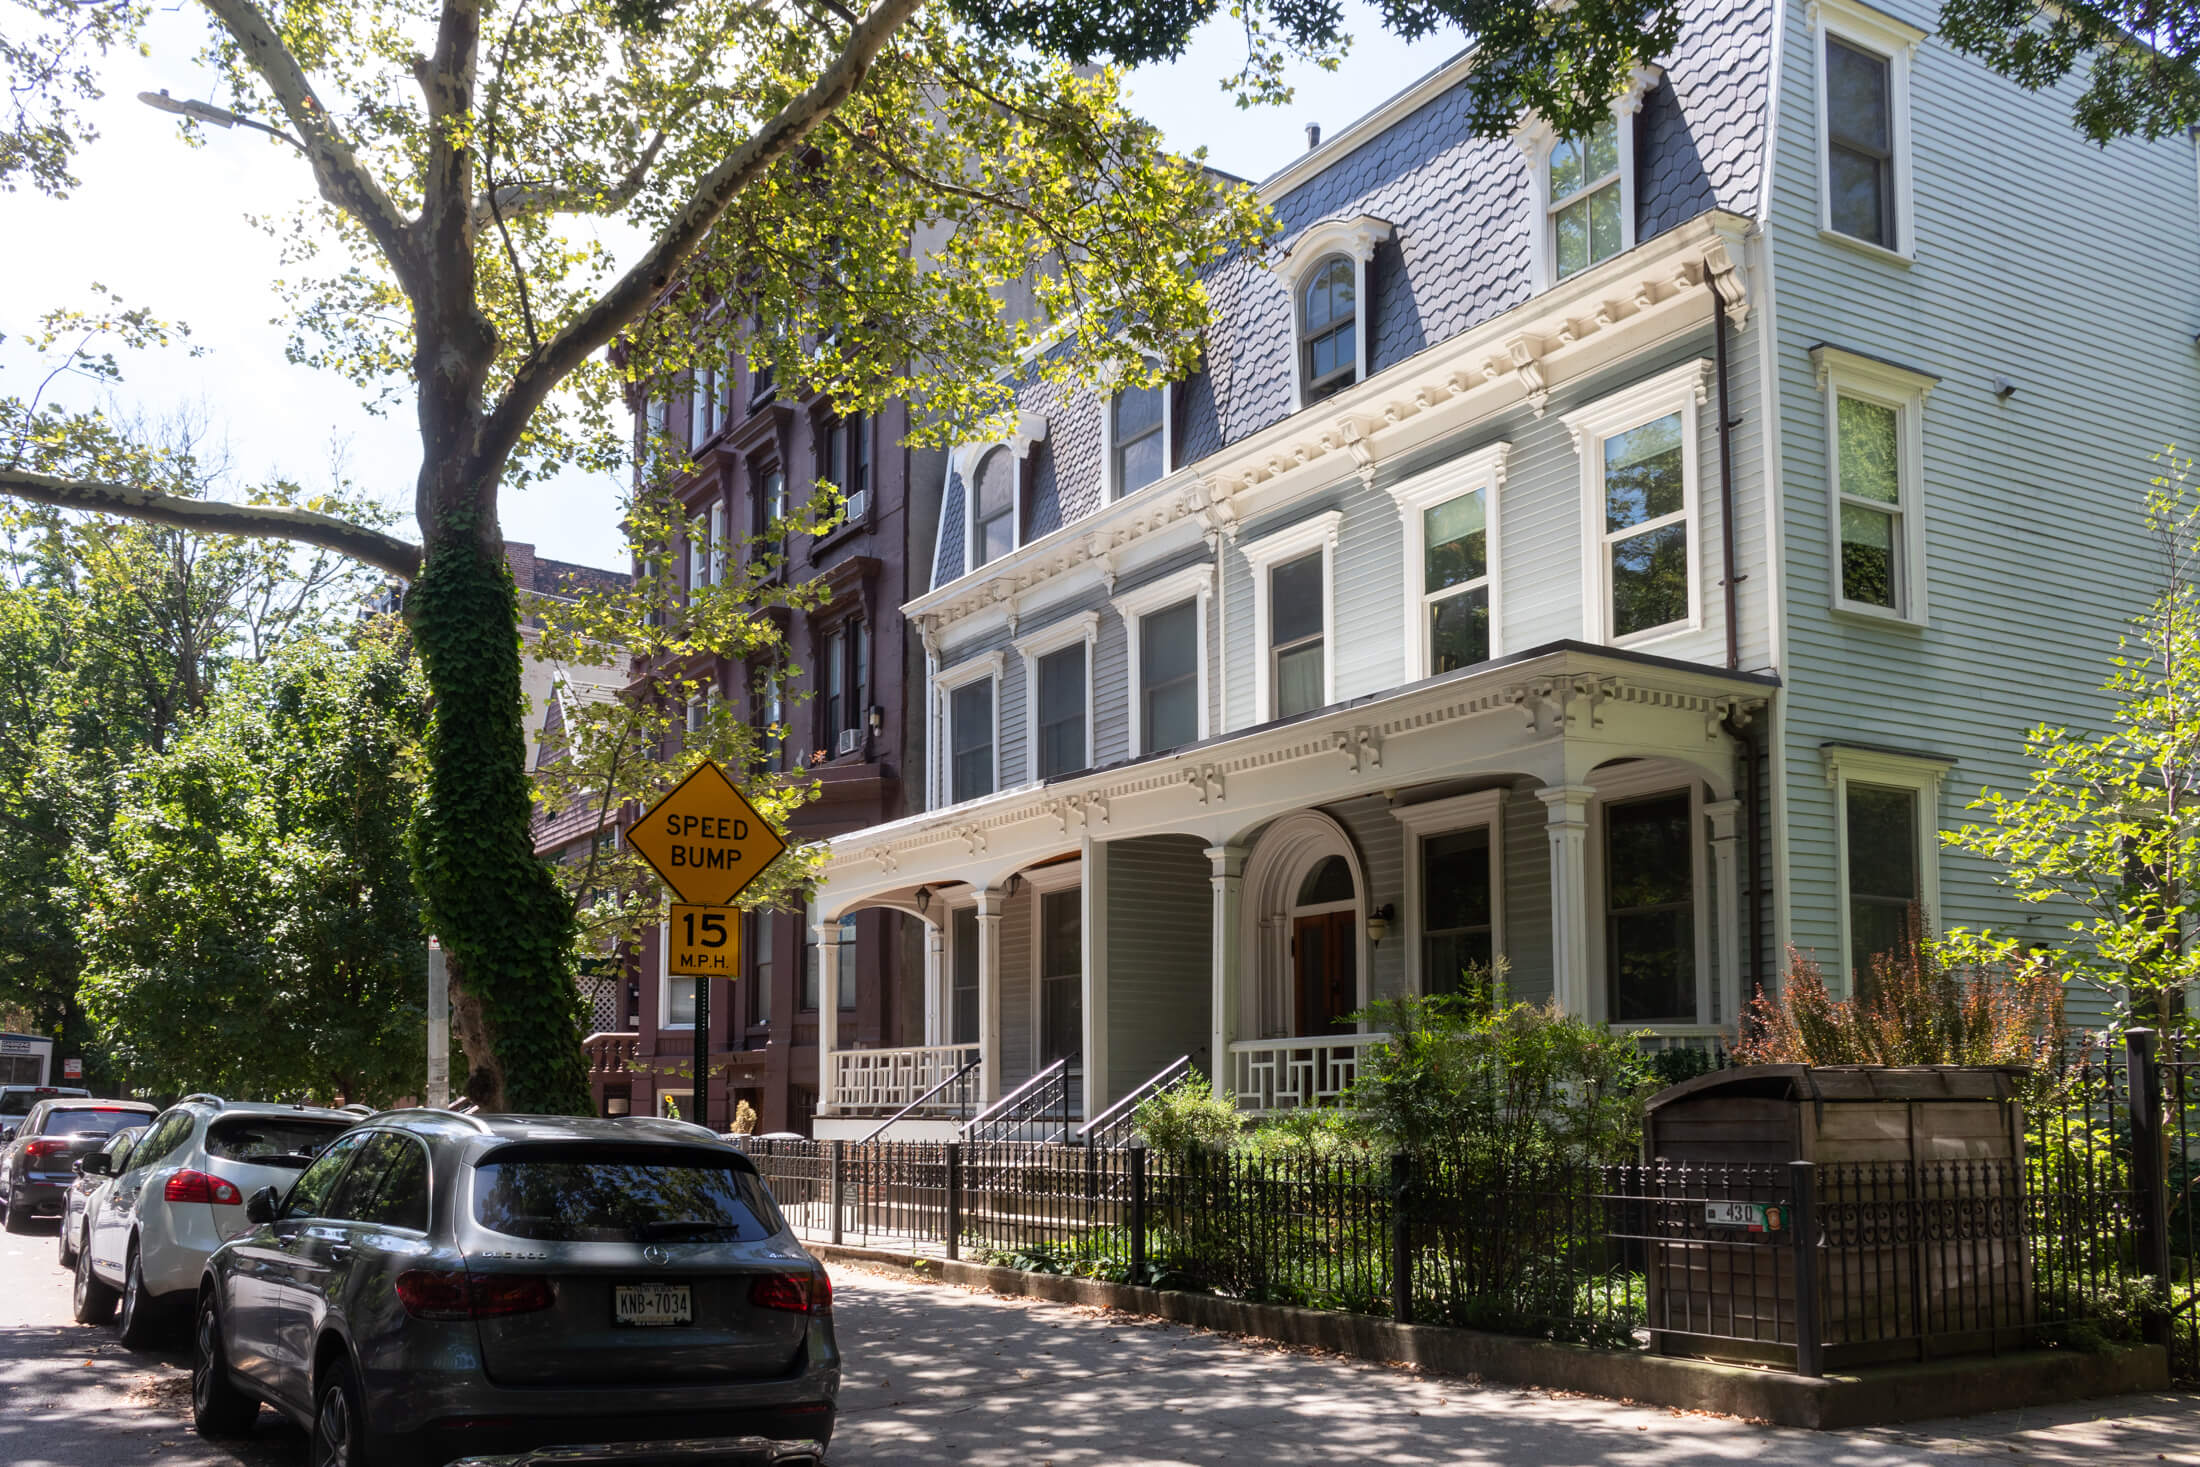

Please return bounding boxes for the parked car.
[77,1095,357,1347]
[1,1097,159,1233]
[59,1124,145,1269]
[0,1084,90,1144]
[191,1111,839,1467]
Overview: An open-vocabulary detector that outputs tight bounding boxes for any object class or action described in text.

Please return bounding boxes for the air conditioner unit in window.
[843,488,870,525]
[837,727,863,756]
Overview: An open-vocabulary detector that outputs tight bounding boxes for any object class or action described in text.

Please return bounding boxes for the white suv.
[75,1094,356,1347]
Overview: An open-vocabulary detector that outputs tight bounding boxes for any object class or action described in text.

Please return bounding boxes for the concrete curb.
[811,1241,2169,1429]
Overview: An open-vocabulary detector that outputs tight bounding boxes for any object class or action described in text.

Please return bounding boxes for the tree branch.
[195,0,422,294]
[474,0,921,477]
[0,468,422,581]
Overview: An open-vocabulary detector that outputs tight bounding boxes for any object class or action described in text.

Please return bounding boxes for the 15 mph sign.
[626,760,788,908]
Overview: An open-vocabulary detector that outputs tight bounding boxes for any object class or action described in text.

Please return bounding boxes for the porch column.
[1206,844,1247,1103]
[1081,837,1111,1117]
[923,918,944,1046]
[1538,785,1595,1018]
[974,886,1006,1104]
[1707,799,1743,1029]
[813,921,842,1115]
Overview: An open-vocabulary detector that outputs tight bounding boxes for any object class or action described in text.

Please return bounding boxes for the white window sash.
[1824,745,1949,1000]
[1562,360,1712,648]
[1812,345,1935,624]
[1385,442,1511,681]
[1812,0,1924,261]
[1239,511,1342,720]
[1509,67,1658,295]
[934,651,1005,803]
[658,921,696,1030]
[1262,215,1393,408]
[1115,564,1215,758]
[1014,612,1100,781]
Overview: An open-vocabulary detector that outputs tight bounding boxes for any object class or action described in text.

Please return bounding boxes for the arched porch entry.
[1228,810,1376,1111]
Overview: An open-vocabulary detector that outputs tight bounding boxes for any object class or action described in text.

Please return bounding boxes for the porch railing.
[1229,1033,1392,1114]
[963,1054,1079,1144]
[829,1042,983,1115]
[582,1031,638,1075]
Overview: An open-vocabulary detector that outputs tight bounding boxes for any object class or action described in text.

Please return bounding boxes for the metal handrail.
[859,1057,981,1143]
[963,1054,1078,1144]
[1079,1054,1190,1148]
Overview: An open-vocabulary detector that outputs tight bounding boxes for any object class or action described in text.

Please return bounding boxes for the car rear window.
[42,1108,148,1137]
[207,1116,351,1168]
[3,1089,79,1116]
[472,1144,778,1244]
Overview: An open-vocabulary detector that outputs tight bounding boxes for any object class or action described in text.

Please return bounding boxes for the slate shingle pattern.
[929,5,1771,596]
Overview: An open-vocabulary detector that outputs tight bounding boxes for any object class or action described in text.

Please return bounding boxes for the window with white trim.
[1386,444,1510,681]
[1826,744,1947,999]
[1115,564,1212,757]
[1240,511,1341,720]
[1392,790,1505,998]
[1299,255,1358,404]
[1563,361,1708,646]
[1813,345,1933,621]
[1015,613,1097,780]
[970,447,1016,569]
[1108,382,1169,497]
[687,367,720,453]
[1604,789,1696,1024]
[750,909,774,1026]
[1550,116,1622,279]
[937,654,1002,804]
[1814,0,1921,257]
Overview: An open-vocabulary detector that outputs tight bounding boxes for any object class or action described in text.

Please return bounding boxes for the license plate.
[613,1283,693,1327]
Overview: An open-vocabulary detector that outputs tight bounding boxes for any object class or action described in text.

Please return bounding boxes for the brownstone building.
[587,358,942,1134]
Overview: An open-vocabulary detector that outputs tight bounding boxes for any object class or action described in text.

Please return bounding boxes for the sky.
[0,8,1463,571]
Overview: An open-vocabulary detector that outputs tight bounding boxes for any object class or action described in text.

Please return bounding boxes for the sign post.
[426,937,450,1108]
[628,762,788,1130]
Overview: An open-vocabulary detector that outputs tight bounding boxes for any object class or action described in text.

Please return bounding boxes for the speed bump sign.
[667,903,741,977]
[626,760,788,908]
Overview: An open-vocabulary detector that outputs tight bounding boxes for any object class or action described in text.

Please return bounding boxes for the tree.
[1943,455,2200,1036]
[3,0,1283,1113]
[72,619,432,1103]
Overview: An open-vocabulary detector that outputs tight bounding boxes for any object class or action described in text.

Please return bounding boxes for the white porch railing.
[829,1043,982,1115]
[1229,1033,1392,1115]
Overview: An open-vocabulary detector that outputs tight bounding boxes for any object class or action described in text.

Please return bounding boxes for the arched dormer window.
[970,447,1016,569]
[1300,256,1357,404]
[1265,213,1394,409]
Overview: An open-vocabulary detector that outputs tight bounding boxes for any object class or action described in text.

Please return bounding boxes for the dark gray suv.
[191,1110,837,1467]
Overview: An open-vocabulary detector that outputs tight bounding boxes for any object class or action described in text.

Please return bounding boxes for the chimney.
[1305,123,1322,151]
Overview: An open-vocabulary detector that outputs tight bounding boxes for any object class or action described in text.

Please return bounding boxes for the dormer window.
[1109,382,1168,497]
[1299,256,1358,404]
[1265,214,1392,409]
[1549,117,1621,279]
[970,447,1016,568]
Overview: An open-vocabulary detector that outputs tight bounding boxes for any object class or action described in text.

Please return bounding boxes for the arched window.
[1296,856,1355,907]
[1299,255,1358,404]
[970,447,1015,568]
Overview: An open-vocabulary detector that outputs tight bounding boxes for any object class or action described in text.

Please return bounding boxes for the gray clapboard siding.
[1765,0,2200,1000]
[1504,786,1556,1004]
[1000,888,1034,1091]
[1102,835,1214,1096]
[1329,795,1409,1005]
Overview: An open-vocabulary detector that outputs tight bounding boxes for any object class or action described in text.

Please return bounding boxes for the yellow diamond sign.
[627,760,788,908]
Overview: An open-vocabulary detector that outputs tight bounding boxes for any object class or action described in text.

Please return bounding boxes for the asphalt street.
[7,1221,2200,1467]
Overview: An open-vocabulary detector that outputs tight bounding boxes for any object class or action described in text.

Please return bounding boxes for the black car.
[1,1097,159,1232]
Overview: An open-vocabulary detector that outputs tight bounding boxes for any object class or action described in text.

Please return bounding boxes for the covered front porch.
[812,643,1772,1134]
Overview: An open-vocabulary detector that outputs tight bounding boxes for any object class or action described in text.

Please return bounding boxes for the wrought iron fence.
[736,1032,2189,1378]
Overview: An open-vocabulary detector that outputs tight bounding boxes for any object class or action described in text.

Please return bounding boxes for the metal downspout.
[1709,270,1766,1013]
[1709,273,1742,673]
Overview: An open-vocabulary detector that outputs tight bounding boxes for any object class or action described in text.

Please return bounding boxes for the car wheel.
[190,1292,259,1437]
[2,1187,34,1234]
[117,1245,165,1349]
[311,1358,370,1467]
[57,1214,77,1269]
[73,1238,117,1325]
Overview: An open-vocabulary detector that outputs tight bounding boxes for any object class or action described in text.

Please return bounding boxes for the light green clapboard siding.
[1765,0,2200,1010]
[1101,834,1213,1097]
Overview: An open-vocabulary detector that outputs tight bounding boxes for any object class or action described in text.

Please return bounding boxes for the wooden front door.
[1293,911,1358,1035]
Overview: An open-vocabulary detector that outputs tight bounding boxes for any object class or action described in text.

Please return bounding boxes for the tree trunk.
[407,517,588,1115]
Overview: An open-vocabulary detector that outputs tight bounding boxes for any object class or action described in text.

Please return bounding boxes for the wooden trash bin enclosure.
[1639,1065,2032,1369]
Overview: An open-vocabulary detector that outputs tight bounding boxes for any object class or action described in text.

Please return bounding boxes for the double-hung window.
[660,924,696,1028]
[1015,613,1096,779]
[687,367,719,453]
[1815,0,1920,256]
[1604,790,1696,1023]
[1241,511,1340,721]
[970,448,1016,569]
[950,906,980,1045]
[1564,361,1708,646]
[821,627,847,753]
[1392,790,1505,999]
[1110,383,1168,497]
[939,654,1001,804]
[1299,255,1358,404]
[1813,345,1932,621]
[1549,116,1622,279]
[1115,564,1212,756]
[1386,445,1510,681]
[1826,745,1946,999]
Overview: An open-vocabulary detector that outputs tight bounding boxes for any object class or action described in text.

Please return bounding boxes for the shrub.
[1732,920,2066,1070]
[1346,962,1655,1163]
[1132,1070,1242,1160]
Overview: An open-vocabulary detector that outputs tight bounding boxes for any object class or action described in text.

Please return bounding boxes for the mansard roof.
[931,0,1772,592]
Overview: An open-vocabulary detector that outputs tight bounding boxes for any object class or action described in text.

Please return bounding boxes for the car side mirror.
[77,1153,111,1178]
[246,1186,280,1225]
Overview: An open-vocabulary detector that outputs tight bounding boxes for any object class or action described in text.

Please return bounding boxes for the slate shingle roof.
[930,3,1772,592]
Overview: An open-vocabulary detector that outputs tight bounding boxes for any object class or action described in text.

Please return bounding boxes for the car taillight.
[163,1169,244,1205]
[396,1271,557,1320]
[25,1139,67,1162]
[750,1272,827,1314]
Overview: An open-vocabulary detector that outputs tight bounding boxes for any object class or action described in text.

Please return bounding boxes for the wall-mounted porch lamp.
[1366,903,1396,945]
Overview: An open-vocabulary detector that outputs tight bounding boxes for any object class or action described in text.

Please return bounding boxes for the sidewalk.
[823,1262,2200,1466]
